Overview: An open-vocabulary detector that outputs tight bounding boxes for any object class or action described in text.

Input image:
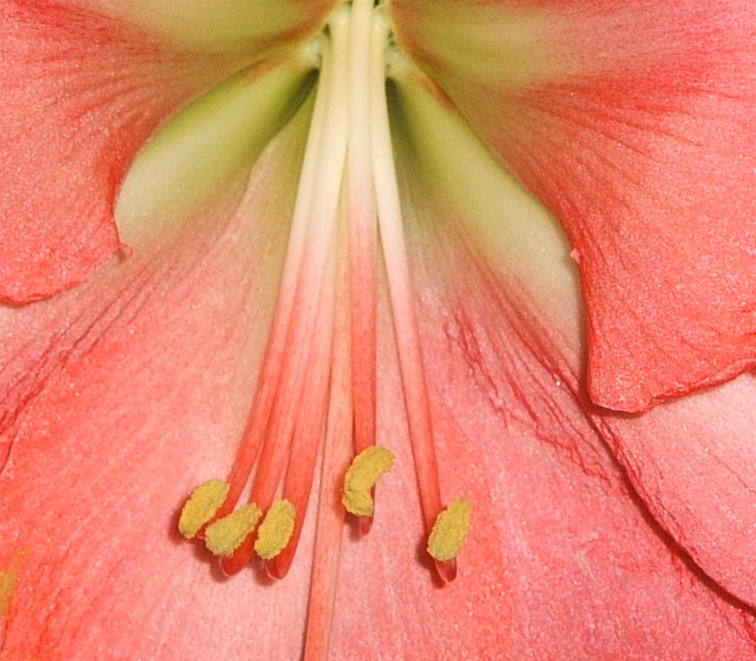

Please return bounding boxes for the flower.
[1,0,755,659]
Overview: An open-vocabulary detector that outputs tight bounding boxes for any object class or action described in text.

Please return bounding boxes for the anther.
[341,446,395,516]
[178,479,230,539]
[255,499,297,560]
[427,498,473,562]
[205,504,263,557]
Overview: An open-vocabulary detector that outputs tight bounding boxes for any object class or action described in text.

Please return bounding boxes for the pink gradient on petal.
[0,1,255,303]
[390,0,756,412]
[408,228,756,659]
[600,373,756,609]
[0,189,305,658]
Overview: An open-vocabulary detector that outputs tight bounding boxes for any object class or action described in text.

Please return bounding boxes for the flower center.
[178,0,471,588]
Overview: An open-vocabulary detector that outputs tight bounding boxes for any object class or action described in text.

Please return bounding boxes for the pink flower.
[1,0,754,658]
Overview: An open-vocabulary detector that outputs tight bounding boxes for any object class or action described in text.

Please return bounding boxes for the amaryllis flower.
[1,0,754,658]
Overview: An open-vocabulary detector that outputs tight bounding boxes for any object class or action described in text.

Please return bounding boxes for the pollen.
[205,503,263,557]
[427,498,473,562]
[255,499,297,560]
[178,479,230,539]
[341,446,395,517]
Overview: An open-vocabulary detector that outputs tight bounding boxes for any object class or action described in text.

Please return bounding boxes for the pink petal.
[391,75,756,655]
[599,373,756,608]
[0,0,331,303]
[0,118,302,656]
[390,0,756,412]
[423,308,756,659]
[406,184,756,661]
[0,45,313,474]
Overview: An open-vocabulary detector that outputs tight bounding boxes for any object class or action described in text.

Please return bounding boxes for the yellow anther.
[178,479,230,539]
[341,446,395,516]
[254,499,297,560]
[0,571,14,618]
[427,498,473,562]
[0,551,28,618]
[204,503,263,557]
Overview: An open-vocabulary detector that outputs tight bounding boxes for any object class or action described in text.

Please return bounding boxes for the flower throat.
[178,0,472,585]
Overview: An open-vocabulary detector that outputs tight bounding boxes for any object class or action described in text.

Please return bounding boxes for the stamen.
[211,25,348,579]
[370,7,446,545]
[178,0,472,594]
[347,0,379,458]
[215,25,341,521]
[218,6,351,578]
[205,504,263,557]
[268,188,342,580]
[255,500,297,560]
[178,479,229,539]
[303,205,355,658]
[346,0,382,539]
[371,9,475,583]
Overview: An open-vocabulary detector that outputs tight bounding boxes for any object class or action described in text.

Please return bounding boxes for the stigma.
[178,0,471,586]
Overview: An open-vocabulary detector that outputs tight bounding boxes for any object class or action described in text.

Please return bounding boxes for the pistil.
[178,0,471,592]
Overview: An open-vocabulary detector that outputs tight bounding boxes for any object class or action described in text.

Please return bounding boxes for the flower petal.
[424,319,756,658]
[390,0,756,411]
[70,0,336,53]
[599,373,756,608]
[390,71,756,656]
[0,104,304,656]
[0,0,322,304]
[0,53,312,473]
